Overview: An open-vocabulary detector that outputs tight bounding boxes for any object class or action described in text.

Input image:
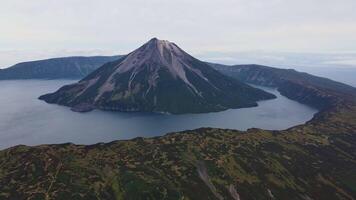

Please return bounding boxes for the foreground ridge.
[1,65,356,199]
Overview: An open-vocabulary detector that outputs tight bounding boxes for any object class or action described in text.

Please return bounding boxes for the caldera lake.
[0,80,318,149]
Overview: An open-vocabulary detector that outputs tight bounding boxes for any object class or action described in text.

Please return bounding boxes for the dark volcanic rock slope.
[0,56,121,79]
[39,38,275,114]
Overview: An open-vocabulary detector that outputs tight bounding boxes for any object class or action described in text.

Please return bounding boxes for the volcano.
[39,38,275,114]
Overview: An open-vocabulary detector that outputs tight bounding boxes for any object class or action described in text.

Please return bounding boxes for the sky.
[1,0,356,68]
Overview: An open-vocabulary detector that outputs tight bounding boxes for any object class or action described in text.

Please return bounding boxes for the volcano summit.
[39,38,275,114]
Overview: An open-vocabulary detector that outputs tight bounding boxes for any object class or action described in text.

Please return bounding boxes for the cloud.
[199,51,356,69]
[1,0,356,66]
[323,59,356,66]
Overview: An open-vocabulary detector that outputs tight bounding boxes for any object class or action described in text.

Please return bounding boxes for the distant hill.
[0,56,122,80]
[39,38,275,114]
[211,64,356,110]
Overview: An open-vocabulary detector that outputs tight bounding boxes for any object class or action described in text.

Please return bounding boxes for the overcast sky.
[1,0,356,67]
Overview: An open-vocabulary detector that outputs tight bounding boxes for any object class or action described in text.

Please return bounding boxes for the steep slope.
[212,64,356,110]
[0,56,121,80]
[39,38,275,114]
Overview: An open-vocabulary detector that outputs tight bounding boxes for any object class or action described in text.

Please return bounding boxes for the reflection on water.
[0,80,317,149]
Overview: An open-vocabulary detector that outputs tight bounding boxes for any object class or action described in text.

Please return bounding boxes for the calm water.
[0,80,317,149]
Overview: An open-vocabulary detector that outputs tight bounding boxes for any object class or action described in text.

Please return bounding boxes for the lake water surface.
[0,80,318,149]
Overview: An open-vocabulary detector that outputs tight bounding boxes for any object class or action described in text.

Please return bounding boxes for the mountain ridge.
[0,55,121,80]
[39,38,276,114]
[211,63,356,110]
